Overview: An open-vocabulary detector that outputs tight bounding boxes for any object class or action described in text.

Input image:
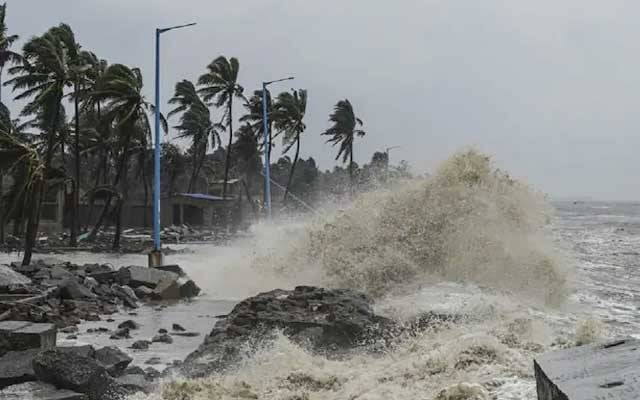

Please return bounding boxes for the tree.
[168,79,220,192]
[321,99,366,186]
[198,56,244,199]
[89,64,165,249]
[6,25,74,257]
[274,89,307,204]
[0,2,21,102]
[240,89,278,167]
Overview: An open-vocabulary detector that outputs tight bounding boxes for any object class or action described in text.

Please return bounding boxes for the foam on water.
[129,150,581,399]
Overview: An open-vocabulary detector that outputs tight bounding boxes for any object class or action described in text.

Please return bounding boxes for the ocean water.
[2,151,639,399]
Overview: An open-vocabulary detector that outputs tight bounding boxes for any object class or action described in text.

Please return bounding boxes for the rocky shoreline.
[0,259,456,399]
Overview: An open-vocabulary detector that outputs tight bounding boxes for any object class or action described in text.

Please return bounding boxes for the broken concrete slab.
[59,279,96,300]
[535,337,640,400]
[152,279,181,300]
[0,348,40,388]
[0,381,85,400]
[57,345,96,359]
[0,321,56,352]
[153,264,185,276]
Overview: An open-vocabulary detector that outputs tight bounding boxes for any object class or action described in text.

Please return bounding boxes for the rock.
[110,284,138,309]
[117,266,178,289]
[534,338,640,400]
[0,265,31,287]
[144,357,162,365]
[117,320,140,330]
[109,327,130,340]
[154,264,185,276]
[60,326,78,334]
[181,286,394,377]
[0,349,40,388]
[152,279,181,300]
[158,328,168,334]
[130,340,150,350]
[144,367,160,379]
[0,321,56,353]
[120,285,138,301]
[57,345,95,359]
[173,332,200,337]
[0,381,84,400]
[134,285,153,298]
[33,349,127,400]
[65,335,77,340]
[124,365,145,376]
[89,270,117,284]
[33,268,52,281]
[172,323,186,332]
[116,373,156,394]
[83,276,98,290]
[95,346,132,377]
[84,264,113,275]
[179,278,201,298]
[50,266,74,281]
[152,333,173,344]
[59,279,96,300]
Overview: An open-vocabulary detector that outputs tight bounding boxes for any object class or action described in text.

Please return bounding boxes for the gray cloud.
[6,0,640,200]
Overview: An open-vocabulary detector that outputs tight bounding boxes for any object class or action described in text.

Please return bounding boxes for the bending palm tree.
[198,56,244,198]
[274,89,307,204]
[89,64,166,249]
[0,2,21,102]
[168,79,220,192]
[240,89,278,166]
[321,99,366,187]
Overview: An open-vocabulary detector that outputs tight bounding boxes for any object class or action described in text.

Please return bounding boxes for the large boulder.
[94,346,132,377]
[117,266,178,289]
[181,286,394,377]
[33,348,126,400]
[0,349,40,388]
[59,279,96,300]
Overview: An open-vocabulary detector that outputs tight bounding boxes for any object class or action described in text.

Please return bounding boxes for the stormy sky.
[6,0,640,200]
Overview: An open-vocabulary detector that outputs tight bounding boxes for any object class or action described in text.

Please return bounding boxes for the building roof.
[176,193,227,201]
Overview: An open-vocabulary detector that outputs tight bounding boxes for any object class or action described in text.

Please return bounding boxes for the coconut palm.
[197,56,244,198]
[89,64,166,249]
[240,89,278,166]
[168,79,221,192]
[321,99,366,186]
[0,2,21,102]
[274,89,307,204]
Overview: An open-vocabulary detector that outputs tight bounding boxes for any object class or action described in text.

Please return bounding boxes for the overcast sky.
[5,0,640,200]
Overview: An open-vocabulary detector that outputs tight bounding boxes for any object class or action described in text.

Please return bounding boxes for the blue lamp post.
[150,22,196,267]
[261,77,294,220]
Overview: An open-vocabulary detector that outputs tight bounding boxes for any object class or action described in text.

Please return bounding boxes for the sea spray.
[255,149,569,305]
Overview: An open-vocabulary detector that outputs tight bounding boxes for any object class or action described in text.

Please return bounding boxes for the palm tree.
[274,89,307,204]
[6,25,74,257]
[0,2,21,102]
[168,79,220,192]
[240,89,278,166]
[89,64,165,249]
[198,56,244,198]
[321,99,366,186]
[233,123,261,215]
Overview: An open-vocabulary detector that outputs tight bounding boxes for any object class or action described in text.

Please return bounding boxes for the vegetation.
[0,9,413,263]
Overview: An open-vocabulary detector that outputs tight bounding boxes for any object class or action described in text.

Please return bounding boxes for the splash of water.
[249,149,569,305]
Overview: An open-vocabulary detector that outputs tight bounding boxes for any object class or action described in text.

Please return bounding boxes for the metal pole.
[262,83,272,219]
[153,28,161,252]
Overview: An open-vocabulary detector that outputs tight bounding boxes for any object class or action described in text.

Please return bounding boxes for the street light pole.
[261,76,294,220]
[150,22,196,267]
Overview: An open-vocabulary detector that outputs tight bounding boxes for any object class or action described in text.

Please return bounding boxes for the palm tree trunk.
[0,172,4,244]
[22,179,43,266]
[283,136,300,205]
[188,143,199,192]
[88,130,132,241]
[70,81,80,247]
[0,66,4,103]
[112,198,123,250]
[222,99,233,199]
